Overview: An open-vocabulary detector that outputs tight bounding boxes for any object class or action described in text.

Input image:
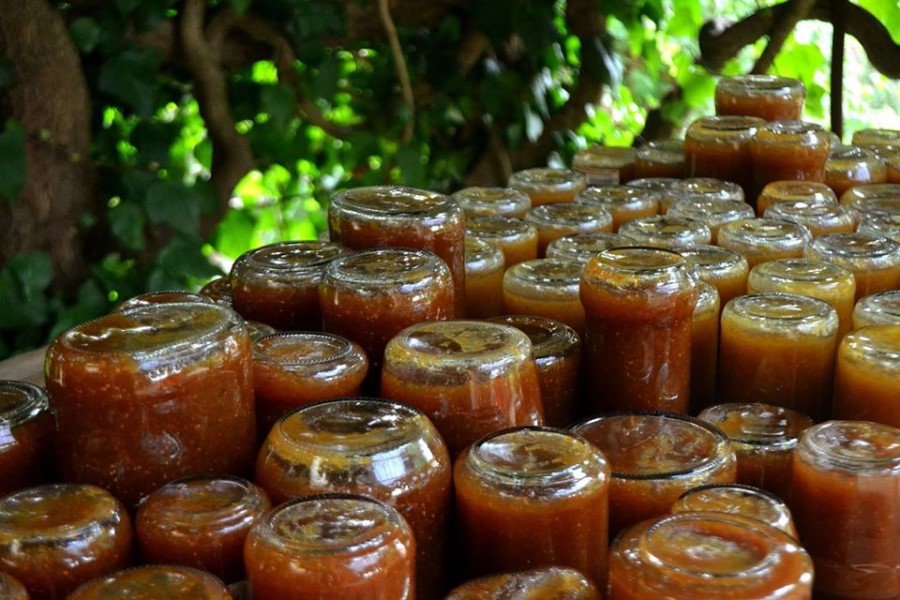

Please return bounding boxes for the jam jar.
[545,231,637,264]
[684,115,765,196]
[673,483,797,538]
[717,217,812,268]
[690,281,720,414]
[451,186,531,218]
[0,381,54,496]
[45,302,256,506]
[853,290,900,328]
[748,120,832,201]
[199,276,233,306]
[67,566,232,600]
[805,232,900,300]
[466,215,540,266]
[572,146,636,186]
[824,145,887,198]
[444,566,600,600]
[574,184,659,232]
[833,325,900,428]
[756,180,837,217]
[508,168,587,205]
[677,244,749,310]
[715,74,806,121]
[463,237,505,318]
[634,139,686,179]
[523,203,613,257]
[838,182,900,220]
[501,258,586,336]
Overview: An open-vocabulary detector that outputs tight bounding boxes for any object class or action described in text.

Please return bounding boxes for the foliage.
[0,0,898,358]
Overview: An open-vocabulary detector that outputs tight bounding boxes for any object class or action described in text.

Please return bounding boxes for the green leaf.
[314,56,342,100]
[0,120,26,203]
[0,252,52,330]
[213,209,257,260]
[98,48,161,117]
[131,120,180,167]
[397,145,426,187]
[228,0,252,14]
[69,17,102,53]
[260,84,297,128]
[157,236,222,281]
[48,280,109,340]
[144,180,201,236]
[9,251,53,297]
[109,202,146,251]
[115,0,142,15]
[582,35,622,89]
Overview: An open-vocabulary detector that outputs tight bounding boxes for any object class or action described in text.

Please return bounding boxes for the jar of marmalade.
[116,290,214,311]
[488,315,582,428]
[251,332,368,437]
[718,293,838,421]
[68,566,232,600]
[445,567,600,600]
[580,247,698,414]
[858,213,900,244]
[749,120,832,201]
[0,572,27,600]
[523,203,613,257]
[887,151,900,183]
[463,237,505,318]
[0,484,133,600]
[634,139,686,179]
[790,420,900,600]
[570,412,736,537]
[805,232,900,300]
[672,177,745,202]
[0,381,54,496]
[824,145,887,198]
[833,325,900,428]
[677,244,749,310]
[764,201,857,237]
[508,168,587,205]
[466,215,539,266]
[715,74,806,121]
[545,231,636,263]
[627,176,681,194]
[697,402,813,500]
[574,185,659,232]
[454,427,610,588]
[451,186,531,218]
[617,215,712,250]
[852,290,900,328]
[684,116,765,196]
[667,197,754,244]
[502,258,585,336]
[135,475,271,583]
[717,218,812,268]
[572,146,636,186]
[852,128,900,154]
[328,185,466,315]
[244,494,416,600]
[839,183,900,220]
[608,512,813,599]
[673,483,797,538]
[380,320,544,456]
[46,303,256,506]
[756,180,837,217]
[199,276,233,306]
[690,282,720,414]
[230,241,347,330]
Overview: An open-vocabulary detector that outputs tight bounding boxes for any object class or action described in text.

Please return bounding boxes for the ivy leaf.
[0,120,26,203]
[144,180,201,236]
[157,236,222,281]
[260,84,297,128]
[0,252,52,329]
[109,202,146,251]
[48,280,109,340]
[69,17,102,53]
[131,120,180,167]
[214,209,257,260]
[98,48,161,117]
[397,145,426,187]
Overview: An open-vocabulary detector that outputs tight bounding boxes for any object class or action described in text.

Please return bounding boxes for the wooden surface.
[0,346,47,386]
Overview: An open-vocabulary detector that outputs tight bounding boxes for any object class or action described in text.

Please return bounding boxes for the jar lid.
[0,380,49,428]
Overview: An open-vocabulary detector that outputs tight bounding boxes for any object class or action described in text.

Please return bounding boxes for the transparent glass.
[690,281,720,414]
[244,494,416,600]
[756,180,837,217]
[667,197,754,243]
[765,201,856,238]
[524,203,613,256]
[791,420,900,599]
[672,177,745,202]
[502,258,585,336]
[570,412,737,537]
[465,215,539,266]
[45,302,255,506]
[805,232,900,299]
[0,572,27,600]
[634,139,686,179]
[116,290,214,311]
[199,276,234,307]
[617,215,712,250]
[574,184,659,232]
[717,217,812,268]
[684,116,765,195]
[839,183,900,220]
[853,290,900,328]
[748,120,832,201]
[673,483,797,538]
[463,237,505,318]
[508,167,587,205]
[627,176,681,193]
[451,186,531,218]
[858,213,900,244]
[833,325,900,428]
[254,398,451,599]
[381,321,544,456]
[545,231,637,263]
[68,566,232,600]
[0,380,54,495]
[824,145,887,198]
[572,146,636,185]
[445,566,600,600]
[454,427,610,587]
[677,244,749,309]
[887,151,900,183]
[852,128,900,153]
[715,74,806,121]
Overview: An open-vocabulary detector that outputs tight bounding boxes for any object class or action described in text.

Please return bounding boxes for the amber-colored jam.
[748,120,832,201]
[715,75,806,121]
[853,290,900,328]
[677,244,749,310]
[199,276,234,306]
[545,231,637,264]
[833,325,900,428]
[667,197,754,244]
[445,566,600,600]
[717,218,812,268]
[244,495,416,600]
[508,168,587,205]
[764,201,856,237]
[690,282,720,414]
[464,237,505,318]
[684,116,765,196]
[0,484,133,600]
[466,215,540,266]
[572,147,636,186]
[451,186,531,218]
[0,381,54,496]
[634,139,686,179]
[502,258,585,336]
[574,185,659,232]
[824,145,887,198]
[673,483,797,538]
[523,203,613,257]
[68,566,232,599]
[454,427,610,588]
[617,215,712,249]
[116,290,214,311]
[805,232,900,300]
[0,572,28,600]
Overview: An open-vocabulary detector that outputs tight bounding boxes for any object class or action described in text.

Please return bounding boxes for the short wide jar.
[0,380,55,496]
[833,325,900,428]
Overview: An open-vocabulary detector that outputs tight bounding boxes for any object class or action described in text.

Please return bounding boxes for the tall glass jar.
[748,120,832,202]
[833,325,900,428]
[634,139,686,179]
[545,231,637,264]
[570,412,737,537]
[717,218,812,268]
[68,566,232,600]
[617,215,712,250]
[690,281,720,414]
[756,180,837,217]
[764,201,857,237]
[230,241,347,330]
[853,290,900,328]
[718,293,838,421]
[502,258,585,336]
[790,420,900,600]
[0,484,133,600]
[715,74,806,121]
[244,494,416,600]
[672,483,797,538]
[805,232,900,300]
[697,402,813,500]
[465,215,539,266]
[0,380,54,496]
[523,203,613,257]
[463,237,505,318]
[574,185,659,232]
[451,186,531,218]
[508,168,586,205]
[45,303,256,506]
[824,145,887,198]
[684,116,765,196]
[667,197,754,243]
[445,567,600,600]
[572,146,636,186]
[254,398,451,599]
[380,321,544,456]
[677,244,749,310]
[454,427,610,588]
[328,185,466,315]
[608,512,813,599]
[580,247,698,414]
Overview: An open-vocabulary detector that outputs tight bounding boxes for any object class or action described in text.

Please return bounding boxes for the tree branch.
[751,0,816,74]
[377,0,415,144]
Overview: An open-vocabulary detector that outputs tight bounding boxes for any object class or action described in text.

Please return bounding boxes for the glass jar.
[545,231,636,263]
[135,475,271,583]
[68,566,232,600]
[502,258,585,336]
[667,197,754,243]
[858,213,900,244]
[454,427,610,587]
[570,412,737,537]
[887,151,900,183]
[833,325,900,428]
[451,186,531,218]
[627,176,682,193]
[254,398,451,599]
[574,185,659,232]
[756,180,837,217]
[852,128,900,154]
[465,215,539,266]
[684,115,765,196]
[790,420,900,599]
[381,321,544,456]
[617,215,712,250]
[245,320,276,340]
[718,293,838,421]
[608,512,813,599]
[463,237,505,318]
[251,332,368,437]
[634,139,686,179]
[805,232,900,299]
[690,282,720,414]
[244,494,416,600]
[199,276,233,306]
[747,258,857,340]
[717,218,812,268]
[839,183,900,220]
[0,572,27,600]
[715,74,806,121]
[764,201,857,237]
[0,484,133,600]
[572,146,636,186]
[824,145,887,198]
[523,203,613,257]
[853,290,900,328]
[45,303,256,506]
[697,402,813,500]
[116,290,214,311]
[318,248,455,374]
[0,380,54,496]
[508,167,587,205]
[748,120,832,202]
[580,248,698,414]
[445,566,600,600]
[328,185,466,315]
[672,177,746,202]
[488,315,582,428]
[673,483,797,538]
[230,241,347,330]
[677,244,749,309]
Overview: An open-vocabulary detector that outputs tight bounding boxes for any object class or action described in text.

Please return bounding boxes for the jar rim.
[0,380,49,428]
[800,420,900,471]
